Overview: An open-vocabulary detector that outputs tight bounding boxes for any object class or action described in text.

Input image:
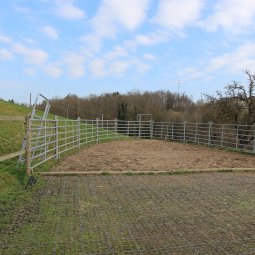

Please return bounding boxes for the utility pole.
[177,80,181,110]
[177,80,181,96]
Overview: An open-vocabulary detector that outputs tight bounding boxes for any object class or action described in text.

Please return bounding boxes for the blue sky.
[1,0,255,104]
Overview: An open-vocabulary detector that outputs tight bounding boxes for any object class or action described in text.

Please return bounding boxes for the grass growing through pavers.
[0,100,130,250]
[1,172,255,254]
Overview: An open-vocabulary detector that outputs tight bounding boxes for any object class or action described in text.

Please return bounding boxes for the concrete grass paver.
[1,173,255,254]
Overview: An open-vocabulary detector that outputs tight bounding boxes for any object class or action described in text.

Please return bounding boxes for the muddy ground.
[55,140,255,172]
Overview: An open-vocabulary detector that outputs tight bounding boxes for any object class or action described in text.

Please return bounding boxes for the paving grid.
[2,173,255,254]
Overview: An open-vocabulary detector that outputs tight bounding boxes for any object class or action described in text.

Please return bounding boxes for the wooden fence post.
[25,115,32,175]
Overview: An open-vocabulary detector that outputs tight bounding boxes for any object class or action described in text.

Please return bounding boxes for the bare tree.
[204,70,255,125]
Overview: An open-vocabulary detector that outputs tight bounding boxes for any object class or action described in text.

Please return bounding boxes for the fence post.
[138,119,141,139]
[25,115,32,176]
[150,120,154,139]
[77,117,80,148]
[54,116,59,159]
[235,125,239,149]
[44,119,47,160]
[96,118,99,143]
[195,123,198,143]
[160,123,163,139]
[114,119,118,138]
[172,123,174,140]
[221,125,224,147]
[183,121,187,142]
[127,121,130,136]
[208,122,212,146]
[253,125,255,152]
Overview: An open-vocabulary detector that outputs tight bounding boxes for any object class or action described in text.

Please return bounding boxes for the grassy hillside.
[0,100,31,197]
[0,100,128,232]
[0,100,58,232]
[0,100,29,116]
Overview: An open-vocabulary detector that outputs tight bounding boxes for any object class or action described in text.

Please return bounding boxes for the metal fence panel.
[26,118,255,172]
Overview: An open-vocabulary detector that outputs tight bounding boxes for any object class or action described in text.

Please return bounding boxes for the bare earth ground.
[1,173,255,254]
[55,140,255,172]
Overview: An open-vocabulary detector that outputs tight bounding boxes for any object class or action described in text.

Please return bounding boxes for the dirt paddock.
[55,139,255,172]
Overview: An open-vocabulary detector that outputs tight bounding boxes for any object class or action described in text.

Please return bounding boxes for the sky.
[1,0,255,104]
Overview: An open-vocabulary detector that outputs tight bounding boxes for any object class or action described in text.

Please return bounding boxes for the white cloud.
[68,65,85,78]
[63,52,85,78]
[13,6,31,15]
[22,38,38,45]
[104,46,128,60]
[208,43,255,73]
[89,58,106,78]
[91,0,150,38]
[0,35,12,43]
[135,32,168,46]
[131,59,150,73]
[63,52,84,65]
[154,0,204,29]
[109,61,129,76]
[177,67,204,80]
[0,49,13,60]
[179,42,255,83]
[55,0,85,20]
[13,43,48,65]
[42,26,59,40]
[202,0,255,33]
[24,68,36,76]
[143,53,156,61]
[44,64,62,77]
[80,34,102,54]
[121,31,169,54]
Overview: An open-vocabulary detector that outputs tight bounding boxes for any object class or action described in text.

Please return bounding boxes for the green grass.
[0,100,29,116]
[0,100,60,233]
[0,101,30,202]
[0,101,32,231]
[0,100,128,202]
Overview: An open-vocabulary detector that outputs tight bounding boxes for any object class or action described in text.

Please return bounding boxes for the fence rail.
[1,115,254,174]
[24,118,255,174]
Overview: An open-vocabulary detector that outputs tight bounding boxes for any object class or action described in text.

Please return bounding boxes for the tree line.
[39,71,255,125]
[40,90,203,122]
